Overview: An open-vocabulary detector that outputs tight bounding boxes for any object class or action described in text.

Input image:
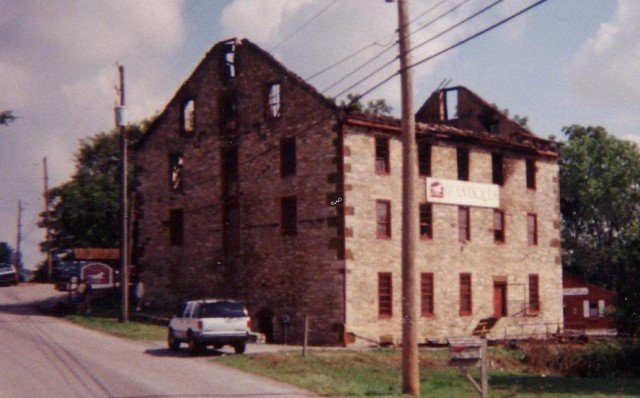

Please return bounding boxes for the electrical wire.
[270,0,340,52]
[409,0,472,37]
[347,0,550,106]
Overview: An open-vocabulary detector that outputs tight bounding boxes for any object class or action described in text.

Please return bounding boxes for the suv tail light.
[247,319,252,329]
[197,320,203,330]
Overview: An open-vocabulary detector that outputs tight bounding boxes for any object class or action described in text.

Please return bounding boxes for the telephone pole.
[13,200,22,284]
[396,0,420,395]
[116,65,129,323]
[43,157,53,282]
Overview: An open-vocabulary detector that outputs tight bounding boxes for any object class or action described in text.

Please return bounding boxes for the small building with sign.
[563,274,616,336]
[134,38,562,345]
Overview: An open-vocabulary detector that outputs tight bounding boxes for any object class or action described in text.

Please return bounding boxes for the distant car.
[0,265,17,286]
[168,299,252,354]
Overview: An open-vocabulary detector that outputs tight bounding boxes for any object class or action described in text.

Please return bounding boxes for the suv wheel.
[233,341,246,354]
[168,329,180,351]
[187,332,203,355]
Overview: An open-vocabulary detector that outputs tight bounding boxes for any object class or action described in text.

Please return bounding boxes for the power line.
[411,0,504,54]
[409,0,472,37]
[270,0,340,52]
[407,0,451,26]
[349,0,549,105]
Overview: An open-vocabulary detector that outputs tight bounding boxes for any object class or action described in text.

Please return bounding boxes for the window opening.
[378,273,392,317]
[182,99,195,133]
[528,274,540,313]
[376,200,391,239]
[421,273,434,316]
[223,205,240,254]
[527,213,538,245]
[375,137,390,174]
[457,147,469,181]
[444,89,458,121]
[492,153,504,185]
[221,42,236,82]
[169,208,184,246]
[281,196,297,237]
[222,147,238,199]
[526,159,536,189]
[460,273,472,315]
[493,210,505,243]
[458,206,470,242]
[419,203,432,239]
[169,152,184,191]
[280,138,296,177]
[267,83,281,119]
[418,140,431,176]
[220,92,237,132]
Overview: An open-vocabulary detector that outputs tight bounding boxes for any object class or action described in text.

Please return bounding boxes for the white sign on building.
[426,178,500,208]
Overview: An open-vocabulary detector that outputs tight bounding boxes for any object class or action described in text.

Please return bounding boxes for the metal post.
[43,157,53,282]
[117,65,129,323]
[397,0,420,395]
[303,314,309,357]
[480,334,489,398]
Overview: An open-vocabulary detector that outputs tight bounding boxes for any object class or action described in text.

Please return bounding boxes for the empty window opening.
[444,89,458,121]
[375,137,390,174]
[529,274,540,313]
[221,42,236,82]
[459,273,472,315]
[169,208,184,246]
[267,83,281,119]
[222,147,238,198]
[418,140,431,176]
[493,209,505,243]
[221,92,238,132]
[527,213,538,245]
[169,152,184,191]
[280,138,296,177]
[458,206,470,242]
[378,273,393,317]
[419,203,433,239]
[457,147,469,181]
[223,205,240,254]
[376,200,391,239]
[421,273,434,316]
[492,153,504,185]
[281,196,297,237]
[182,99,195,133]
[526,159,536,189]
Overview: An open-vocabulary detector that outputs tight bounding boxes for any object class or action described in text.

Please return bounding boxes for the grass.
[217,349,640,397]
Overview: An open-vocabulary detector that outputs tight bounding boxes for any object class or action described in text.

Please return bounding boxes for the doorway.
[493,282,508,318]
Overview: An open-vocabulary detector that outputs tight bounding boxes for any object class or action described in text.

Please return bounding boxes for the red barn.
[563,274,616,337]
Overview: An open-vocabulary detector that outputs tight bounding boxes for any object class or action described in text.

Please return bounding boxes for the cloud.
[0,0,186,268]
[565,0,640,109]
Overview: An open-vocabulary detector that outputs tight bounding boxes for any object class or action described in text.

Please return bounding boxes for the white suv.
[168,299,252,354]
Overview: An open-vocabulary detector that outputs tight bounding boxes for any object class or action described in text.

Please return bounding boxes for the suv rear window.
[196,301,246,318]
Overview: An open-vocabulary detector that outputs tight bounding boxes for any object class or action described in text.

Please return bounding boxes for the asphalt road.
[0,284,316,398]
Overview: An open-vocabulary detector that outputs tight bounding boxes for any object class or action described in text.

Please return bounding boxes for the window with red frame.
[457,147,469,181]
[376,200,391,238]
[529,274,540,313]
[493,209,505,243]
[421,273,434,316]
[526,159,536,189]
[460,273,472,315]
[418,140,431,176]
[378,273,392,317]
[492,153,504,185]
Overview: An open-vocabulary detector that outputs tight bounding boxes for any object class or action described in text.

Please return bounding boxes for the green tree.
[0,242,13,265]
[560,125,640,334]
[339,94,393,116]
[42,122,148,257]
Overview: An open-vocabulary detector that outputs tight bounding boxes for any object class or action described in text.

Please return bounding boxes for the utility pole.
[396,0,420,395]
[13,200,22,284]
[43,157,53,282]
[116,65,129,323]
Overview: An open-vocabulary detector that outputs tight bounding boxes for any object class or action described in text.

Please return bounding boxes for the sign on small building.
[426,178,500,208]
[80,262,114,289]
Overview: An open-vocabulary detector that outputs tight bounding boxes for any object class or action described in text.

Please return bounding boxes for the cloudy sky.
[1,0,638,269]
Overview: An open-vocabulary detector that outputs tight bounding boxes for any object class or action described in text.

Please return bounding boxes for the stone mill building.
[134,38,563,346]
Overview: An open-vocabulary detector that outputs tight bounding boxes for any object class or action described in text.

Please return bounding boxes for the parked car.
[0,264,17,286]
[168,299,252,354]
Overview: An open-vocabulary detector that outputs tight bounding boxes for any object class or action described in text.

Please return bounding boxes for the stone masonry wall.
[342,125,563,344]
[135,40,346,345]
